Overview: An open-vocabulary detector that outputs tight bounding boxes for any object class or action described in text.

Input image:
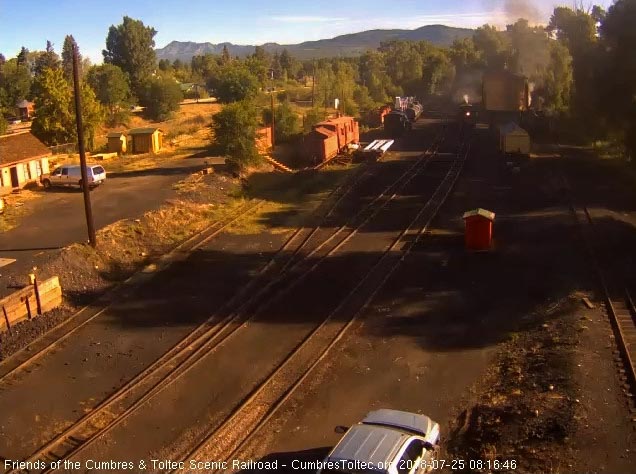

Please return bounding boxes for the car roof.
[58,164,103,169]
[327,424,409,467]
[362,409,436,437]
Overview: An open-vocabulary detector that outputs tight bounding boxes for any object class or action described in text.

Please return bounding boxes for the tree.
[139,76,182,121]
[473,25,509,69]
[245,55,269,86]
[599,0,636,157]
[548,6,603,135]
[358,50,392,103]
[103,16,157,96]
[265,100,300,143]
[507,20,550,78]
[158,59,171,71]
[61,35,79,80]
[0,59,32,107]
[303,107,328,133]
[212,64,258,103]
[86,63,131,122]
[16,47,28,67]
[75,82,104,150]
[221,45,231,64]
[211,100,259,167]
[0,115,7,135]
[191,54,220,87]
[33,40,61,76]
[31,67,103,148]
[534,41,573,113]
[31,67,76,145]
[253,46,269,62]
[450,38,482,73]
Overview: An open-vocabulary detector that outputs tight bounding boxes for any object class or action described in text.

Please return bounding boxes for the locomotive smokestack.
[463,94,469,104]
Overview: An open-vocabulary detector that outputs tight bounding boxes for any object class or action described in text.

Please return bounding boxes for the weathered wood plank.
[0,276,62,334]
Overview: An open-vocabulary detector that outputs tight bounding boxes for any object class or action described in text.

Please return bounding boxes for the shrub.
[139,77,182,121]
[211,100,260,167]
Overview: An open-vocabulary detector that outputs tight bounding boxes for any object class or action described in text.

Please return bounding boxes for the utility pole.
[312,60,316,107]
[271,91,275,148]
[270,69,275,148]
[72,42,96,247]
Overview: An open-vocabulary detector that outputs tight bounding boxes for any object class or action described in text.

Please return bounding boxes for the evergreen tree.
[103,16,157,96]
[61,35,79,80]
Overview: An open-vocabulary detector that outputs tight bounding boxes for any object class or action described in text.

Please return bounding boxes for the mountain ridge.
[156,24,474,62]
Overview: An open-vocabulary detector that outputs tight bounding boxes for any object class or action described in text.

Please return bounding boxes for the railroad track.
[0,198,265,383]
[7,128,449,474]
[567,197,636,402]
[173,137,471,474]
[0,152,379,388]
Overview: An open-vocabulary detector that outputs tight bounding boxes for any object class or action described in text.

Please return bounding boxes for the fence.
[49,142,78,155]
[0,276,62,334]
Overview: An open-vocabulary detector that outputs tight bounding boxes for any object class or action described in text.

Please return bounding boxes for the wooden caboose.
[304,116,360,164]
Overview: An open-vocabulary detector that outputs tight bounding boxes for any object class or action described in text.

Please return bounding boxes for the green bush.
[303,107,328,133]
[263,101,300,143]
[212,65,259,103]
[212,100,260,167]
[139,77,183,121]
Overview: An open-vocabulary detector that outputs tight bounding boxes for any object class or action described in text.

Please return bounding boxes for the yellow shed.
[106,132,127,154]
[129,128,163,154]
[498,122,530,155]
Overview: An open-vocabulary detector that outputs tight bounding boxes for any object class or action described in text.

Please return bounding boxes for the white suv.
[318,409,440,474]
[42,164,107,189]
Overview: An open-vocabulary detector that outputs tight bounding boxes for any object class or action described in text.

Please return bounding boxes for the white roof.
[499,122,528,137]
[327,424,407,468]
[463,208,495,220]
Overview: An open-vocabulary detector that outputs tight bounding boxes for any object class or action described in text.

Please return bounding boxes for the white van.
[41,164,107,189]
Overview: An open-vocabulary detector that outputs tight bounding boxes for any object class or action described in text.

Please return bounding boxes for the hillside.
[156,24,473,62]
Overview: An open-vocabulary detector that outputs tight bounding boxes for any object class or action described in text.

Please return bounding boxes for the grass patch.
[227,162,360,234]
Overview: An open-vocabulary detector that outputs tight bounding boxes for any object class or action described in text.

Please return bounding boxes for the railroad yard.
[1,113,636,474]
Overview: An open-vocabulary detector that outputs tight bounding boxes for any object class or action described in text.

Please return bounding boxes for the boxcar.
[482,71,529,113]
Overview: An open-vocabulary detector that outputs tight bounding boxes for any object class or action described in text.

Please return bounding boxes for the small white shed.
[498,122,530,155]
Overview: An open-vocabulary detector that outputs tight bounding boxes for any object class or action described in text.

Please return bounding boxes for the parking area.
[0,155,215,296]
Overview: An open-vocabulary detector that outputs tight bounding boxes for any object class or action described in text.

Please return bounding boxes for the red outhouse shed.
[462,208,495,251]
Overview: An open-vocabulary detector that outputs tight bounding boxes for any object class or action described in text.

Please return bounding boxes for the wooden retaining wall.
[0,276,62,333]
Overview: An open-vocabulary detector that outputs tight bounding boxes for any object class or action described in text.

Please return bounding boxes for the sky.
[0,0,616,63]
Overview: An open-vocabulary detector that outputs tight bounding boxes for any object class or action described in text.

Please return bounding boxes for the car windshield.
[92,166,105,174]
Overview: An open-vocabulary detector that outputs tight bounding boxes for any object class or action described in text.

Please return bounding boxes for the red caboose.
[304,126,339,164]
[304,116,359,164]
[314,116,359,150]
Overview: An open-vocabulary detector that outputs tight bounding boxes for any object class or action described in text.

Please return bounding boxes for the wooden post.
[24,296,32,320]
[33,276,42,315]
[72,42,97,247]
[271,92,275,148]
[2,306,11,335]
[312,60,316,107]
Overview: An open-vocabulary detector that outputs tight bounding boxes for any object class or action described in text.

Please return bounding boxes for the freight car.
[482,71,529,111]
[482,70,529,126]
[304,116,360,164]
[384,110,411,137]
[404,101,423,122]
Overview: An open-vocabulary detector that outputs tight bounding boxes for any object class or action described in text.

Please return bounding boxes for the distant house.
[179,83,196,93]
[179,82,207,99]
[106,131,127,154]
[0,132,51,194]
[129,128,163,154]
[16,100,35,121]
